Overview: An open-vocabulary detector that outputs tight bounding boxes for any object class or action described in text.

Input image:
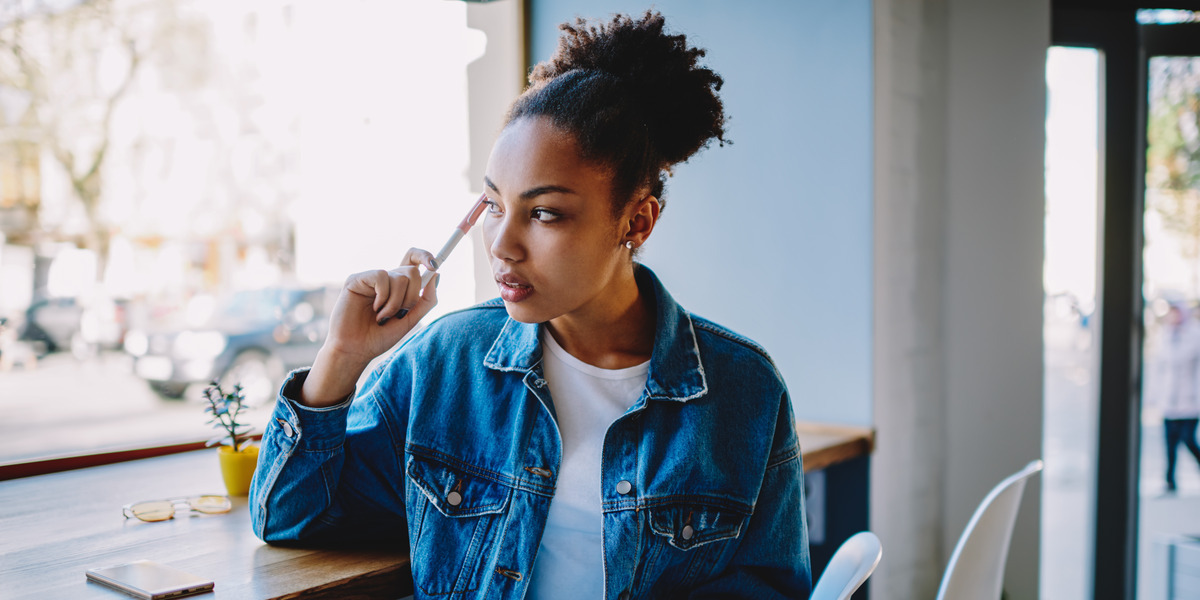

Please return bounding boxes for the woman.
[251,12,811,599]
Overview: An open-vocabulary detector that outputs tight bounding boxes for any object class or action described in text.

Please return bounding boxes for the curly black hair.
[506,11,728,214]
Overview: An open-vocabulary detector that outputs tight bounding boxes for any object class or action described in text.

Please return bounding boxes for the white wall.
[873,0,1047,598]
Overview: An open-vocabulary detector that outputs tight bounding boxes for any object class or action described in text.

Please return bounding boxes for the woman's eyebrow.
[483,176,576,201]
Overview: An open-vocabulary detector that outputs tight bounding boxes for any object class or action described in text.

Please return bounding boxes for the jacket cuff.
[267,367,355,451]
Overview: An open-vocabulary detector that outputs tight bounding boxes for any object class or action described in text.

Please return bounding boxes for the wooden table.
[0,451,411,599]
[797,421,875,473]
[0,422,871,599]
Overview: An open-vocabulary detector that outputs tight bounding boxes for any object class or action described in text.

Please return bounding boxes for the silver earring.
[625,241,634,249]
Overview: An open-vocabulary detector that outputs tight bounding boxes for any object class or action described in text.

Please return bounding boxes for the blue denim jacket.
[250,266,811,599]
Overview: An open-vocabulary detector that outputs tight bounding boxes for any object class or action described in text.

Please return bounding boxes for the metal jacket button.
[446,491,463,506]
[277,419,294,438]
[616,480,632,495]
[681,525,695,540]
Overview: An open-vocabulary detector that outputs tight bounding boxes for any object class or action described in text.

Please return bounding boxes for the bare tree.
[0,0,144,276]
[1148,56,1200,296]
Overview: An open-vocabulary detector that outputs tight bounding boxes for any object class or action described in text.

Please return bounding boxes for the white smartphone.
[85,559,214,599]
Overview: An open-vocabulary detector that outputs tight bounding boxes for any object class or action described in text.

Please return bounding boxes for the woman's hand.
[300,248,439,407]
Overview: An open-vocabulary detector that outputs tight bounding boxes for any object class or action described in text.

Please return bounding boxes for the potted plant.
[204,380,259,496]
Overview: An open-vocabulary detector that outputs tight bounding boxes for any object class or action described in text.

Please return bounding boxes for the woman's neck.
[545,268,656,369]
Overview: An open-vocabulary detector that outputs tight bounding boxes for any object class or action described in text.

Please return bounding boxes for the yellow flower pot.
[218,445,260,496]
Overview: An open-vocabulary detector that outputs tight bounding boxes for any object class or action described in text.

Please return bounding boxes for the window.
[1043,44,1102,600]
[0,0,487,464]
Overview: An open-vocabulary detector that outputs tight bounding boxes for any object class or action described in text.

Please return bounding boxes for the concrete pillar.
[873,0,1046,598]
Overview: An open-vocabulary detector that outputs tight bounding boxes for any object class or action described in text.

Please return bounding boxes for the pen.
[386,192,489,323]
[421,192,490,288]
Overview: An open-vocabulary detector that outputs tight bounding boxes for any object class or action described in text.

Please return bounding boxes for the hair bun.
[530,11,728,166]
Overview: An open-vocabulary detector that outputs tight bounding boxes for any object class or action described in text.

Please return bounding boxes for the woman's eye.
[483,199,502,215]
[531,208,560,223]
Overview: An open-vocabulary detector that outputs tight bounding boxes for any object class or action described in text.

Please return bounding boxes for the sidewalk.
[1137,421,1200,600]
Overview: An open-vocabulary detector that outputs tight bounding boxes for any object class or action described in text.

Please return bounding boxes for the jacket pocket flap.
[406,455,510,517]
[647,503,748,550]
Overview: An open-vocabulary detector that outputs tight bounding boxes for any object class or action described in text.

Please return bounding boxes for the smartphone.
[85,559,214,599]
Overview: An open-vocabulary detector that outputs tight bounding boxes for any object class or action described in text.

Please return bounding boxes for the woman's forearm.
[300,347,372,408]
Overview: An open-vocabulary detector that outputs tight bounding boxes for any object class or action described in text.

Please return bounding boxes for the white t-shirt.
[527,330,649,599]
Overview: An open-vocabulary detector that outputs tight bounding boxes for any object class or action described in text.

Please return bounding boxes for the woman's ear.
[624,194,661,249]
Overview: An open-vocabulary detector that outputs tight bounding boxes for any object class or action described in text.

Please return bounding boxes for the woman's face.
[481,116,633,324]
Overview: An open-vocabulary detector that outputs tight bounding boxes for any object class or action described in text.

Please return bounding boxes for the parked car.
[19,297,82,354]
[125,286,335,405]
[19,294,129,357]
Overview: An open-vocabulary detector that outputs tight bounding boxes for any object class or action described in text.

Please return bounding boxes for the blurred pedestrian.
[1150,304,1200,492]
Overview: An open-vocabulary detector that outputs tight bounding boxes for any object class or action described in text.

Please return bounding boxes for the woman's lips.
[496,273,534,303]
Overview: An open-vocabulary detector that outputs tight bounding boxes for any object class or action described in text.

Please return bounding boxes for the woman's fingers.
[403,247,438,271]
[377,265,419,324]
[342,270,393,312]
[373,248,439,325]
[339,249,441,327]
[399,266,425,316]
[377,273,439,331]
[410,272,440,318]
[324,250,440,365]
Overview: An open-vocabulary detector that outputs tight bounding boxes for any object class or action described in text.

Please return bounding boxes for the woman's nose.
[486,217,523,262]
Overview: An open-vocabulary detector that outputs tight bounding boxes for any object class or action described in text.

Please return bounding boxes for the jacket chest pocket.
[406,454,512,596]
[635,502,749,595]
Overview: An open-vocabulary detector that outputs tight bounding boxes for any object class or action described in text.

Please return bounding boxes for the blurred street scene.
[0,350,269,461]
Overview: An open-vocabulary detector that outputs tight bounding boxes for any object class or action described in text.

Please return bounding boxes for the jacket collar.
[483,264,708,403]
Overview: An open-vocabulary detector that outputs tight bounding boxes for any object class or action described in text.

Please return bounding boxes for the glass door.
[1137,10,1200,600]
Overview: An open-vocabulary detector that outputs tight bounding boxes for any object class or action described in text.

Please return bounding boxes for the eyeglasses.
[122,495,232,522]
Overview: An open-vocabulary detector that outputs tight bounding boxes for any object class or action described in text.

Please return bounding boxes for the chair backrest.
[810,531,883,600]
[936,459,1043,600]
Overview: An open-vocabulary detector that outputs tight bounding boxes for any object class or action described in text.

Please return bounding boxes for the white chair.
[936,459,1043,600]
[810,531,883,600]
